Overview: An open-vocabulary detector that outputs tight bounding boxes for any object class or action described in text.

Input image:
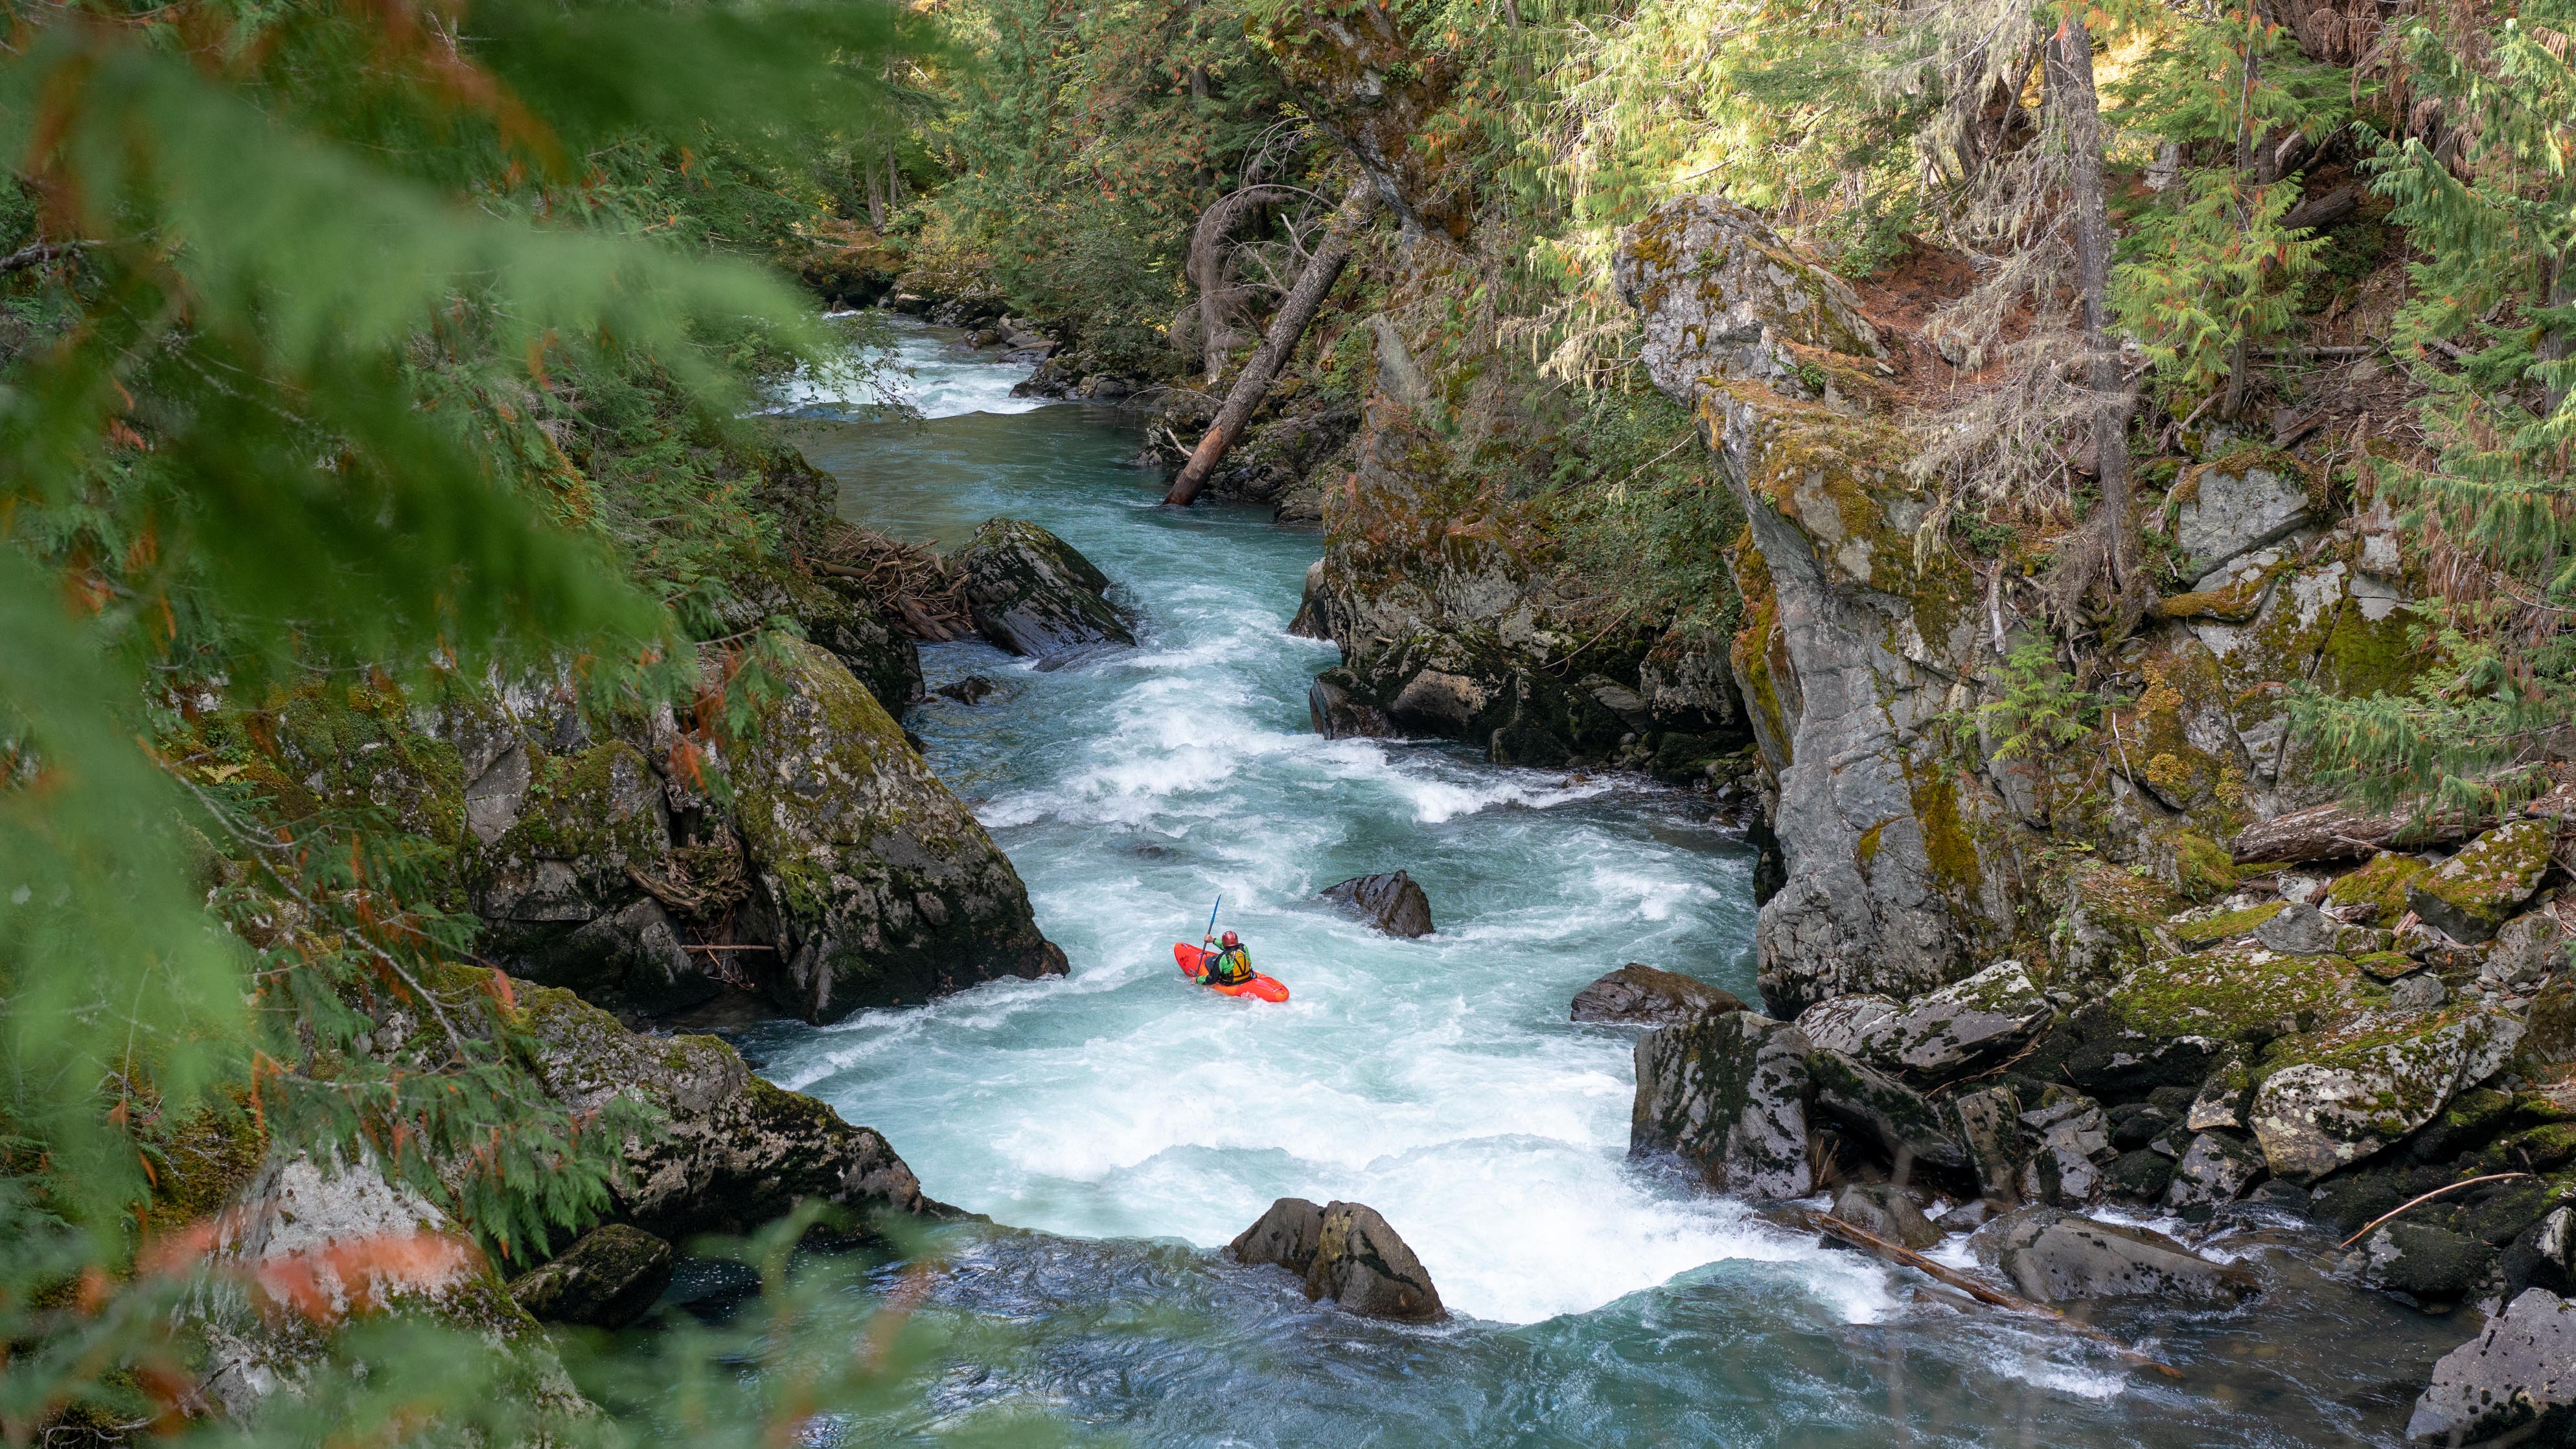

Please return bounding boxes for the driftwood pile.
[808,523,974,641]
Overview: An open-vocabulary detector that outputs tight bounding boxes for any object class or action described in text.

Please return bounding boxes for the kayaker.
[1201,929,1255,987]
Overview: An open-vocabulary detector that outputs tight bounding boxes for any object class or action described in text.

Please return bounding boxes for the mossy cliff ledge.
[1616,194,2001,1013]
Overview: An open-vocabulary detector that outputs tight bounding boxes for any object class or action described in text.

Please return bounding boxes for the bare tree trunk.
[1499,0,1523,25]
[1166,179,1380,507]
[1190,185,1298,384]
[2048,10,2133,583]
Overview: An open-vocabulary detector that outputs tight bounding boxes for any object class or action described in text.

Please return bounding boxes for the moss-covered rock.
[2408,819,2556,942]
[2172,900,2288,950]
[727,638,1066,1020]
[2249,1005,2525,1181]
[507,1224,674,1329]
[2327,850,2432,924]
[517,980,930,1238]
[949,517,1136,659]
[1631,1012,1813,1198]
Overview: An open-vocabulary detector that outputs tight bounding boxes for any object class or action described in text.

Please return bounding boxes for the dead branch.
[2338,1174,2531,1248]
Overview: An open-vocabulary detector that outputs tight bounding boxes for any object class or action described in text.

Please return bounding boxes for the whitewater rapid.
[750,321,2461,1446]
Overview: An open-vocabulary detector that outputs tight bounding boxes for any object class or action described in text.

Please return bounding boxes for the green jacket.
[1204,944,1253,985]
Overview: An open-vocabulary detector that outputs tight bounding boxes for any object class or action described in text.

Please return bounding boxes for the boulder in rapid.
[1229,1197,1444,1323]
[1980,1207,2257,1306]
[1320,870,1435,938]
[948,517,1135,659]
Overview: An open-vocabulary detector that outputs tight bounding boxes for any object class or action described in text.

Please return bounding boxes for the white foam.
[769,315,1050,419]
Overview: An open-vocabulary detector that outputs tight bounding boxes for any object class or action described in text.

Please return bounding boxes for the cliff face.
[1612,195,2434,1014]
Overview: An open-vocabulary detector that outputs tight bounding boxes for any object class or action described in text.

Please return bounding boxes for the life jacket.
[1208,945,1253,985]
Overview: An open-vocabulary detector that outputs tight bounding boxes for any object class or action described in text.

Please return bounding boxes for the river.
[750,321,2458,1446]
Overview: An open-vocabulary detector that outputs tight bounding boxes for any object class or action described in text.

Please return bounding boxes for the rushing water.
[744,321,2465,1446]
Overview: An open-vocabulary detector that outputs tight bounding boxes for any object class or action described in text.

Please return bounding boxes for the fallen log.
[1164,177,1379,507]
[1791,1207,2183,1378]
[2229,801,2478,863]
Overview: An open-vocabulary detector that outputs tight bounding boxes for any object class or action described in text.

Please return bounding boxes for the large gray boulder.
[1228,1198,1443,1322]
[2248,1006,2524,1181]
[507,1224,674,1329]
[1795,994,1899,1056]
[948,518,1134,658]
[2164,1131,2267,1211]
[1949,1086,2024,1205]
[1631,1012,1814,1199]
[2408,1288,2576,1444]
[1806,1047,1967,1172]
[1319,870,1435,937]
[1840,959,2053,1078]
[1572,964,1746,1027]
[1982,1207,2257,1306]
[519,980,929,1240]
[730,639,1067,1021]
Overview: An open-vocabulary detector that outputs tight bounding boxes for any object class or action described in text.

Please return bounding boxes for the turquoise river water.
[738,321,2463,1446]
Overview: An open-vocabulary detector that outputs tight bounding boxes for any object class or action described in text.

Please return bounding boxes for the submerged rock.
[508,1224,674,1329]
[1983,1207,2257,1306]
[1570,964,1746,1027]
[2408,1287,2576,1443]
[949,517,1135,659]
[1319,870,1435,938]
[1631,1012,1814,1199]
[1228,1198,1443,1322]
[731,639,1067,1021]
[934,675,1002,705]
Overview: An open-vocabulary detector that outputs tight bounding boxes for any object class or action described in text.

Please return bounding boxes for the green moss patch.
[2104,946,2359,1044]
[2327,852,2432,924]
[2172,900,2287,950]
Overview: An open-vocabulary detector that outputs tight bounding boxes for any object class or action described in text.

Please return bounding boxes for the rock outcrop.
[1631,1012,1813,1198]
[519,981,930,1238]
[1229,1197,1444,1322]
[949,518,1135,659]
[1319,870,1435,937]
[1571,964,1747,1027]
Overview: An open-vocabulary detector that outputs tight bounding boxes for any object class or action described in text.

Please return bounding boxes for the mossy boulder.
[728,638,1067,1021]
[516,980,930,1238]
[949,517,1134,659]
[2327,850,2431,924]
[1631,1012,1813,1198]
[507,1224,674,1330]
[1836,958,2054,1079]
[2407,819,2556,942]
[2249,1005,2525,1181]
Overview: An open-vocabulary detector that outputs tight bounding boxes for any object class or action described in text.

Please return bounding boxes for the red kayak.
[1174,943,1291,1003]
